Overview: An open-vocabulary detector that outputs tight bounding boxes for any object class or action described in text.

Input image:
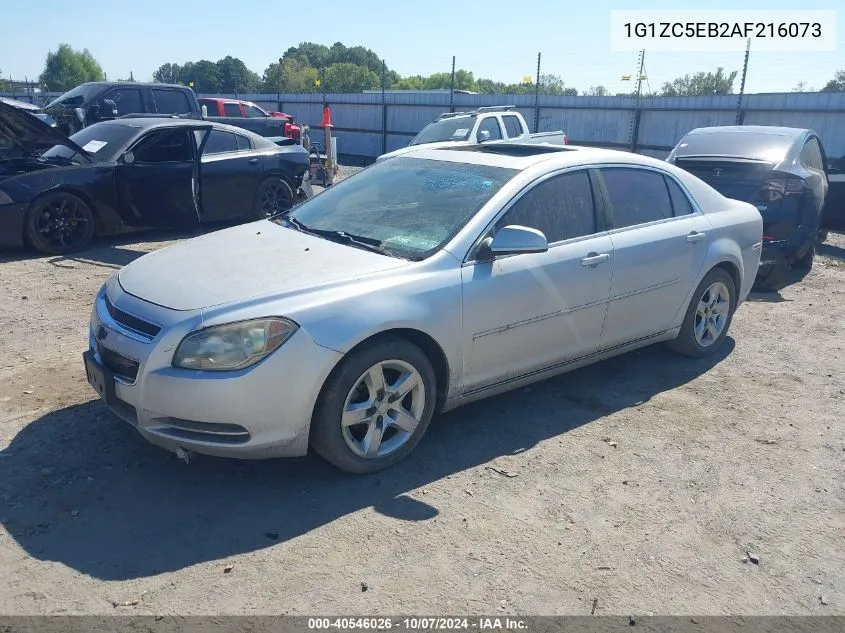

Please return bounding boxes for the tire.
[310,336,437,474]
[793,240,815,272]
[817,230,829,244]
[667,268,736,358]
[253,177,294,220]
[24,192,96,255]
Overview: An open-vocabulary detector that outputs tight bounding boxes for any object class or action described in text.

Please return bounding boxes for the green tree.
[153,62,182,84]
[262,58,320,93]
[39,43,104,92]
[180,60,222,92]
[820,69,845,92]
[323,62,379,92]
[660,67,738,96]
[217,56,261,93]
[585,85,609,96]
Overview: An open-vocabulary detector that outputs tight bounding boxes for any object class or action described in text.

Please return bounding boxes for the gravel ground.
[0,169,843,615]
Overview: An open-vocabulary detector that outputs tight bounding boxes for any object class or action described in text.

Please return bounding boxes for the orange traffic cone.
[321,105,333,127]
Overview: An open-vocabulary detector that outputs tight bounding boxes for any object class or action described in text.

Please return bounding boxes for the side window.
[235,134,252,150]
[601,168,674,228]
[244,104,265,118]
[133,130,192,163]
[800,138,824,171]
[223,103,242,117]
[198,100,215,115]
[477,117,503,141]
[495,170,597,243]
[664,176,695,216]
[502,115,524,138]
[151,89,192,115]
[104,88,144,116]
[203,129,238,154]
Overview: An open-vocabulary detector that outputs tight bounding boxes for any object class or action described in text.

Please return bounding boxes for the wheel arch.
[24,187,103,245]
[319,328,451,415]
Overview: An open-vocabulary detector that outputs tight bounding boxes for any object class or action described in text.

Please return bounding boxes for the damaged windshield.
[277,157,517,260]
[44,84,102,109]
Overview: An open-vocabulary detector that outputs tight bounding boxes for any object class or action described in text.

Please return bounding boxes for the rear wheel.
[24,192,96,254]
[667,268,736,358]
[253,177,294,219]
[793,241,815,272]
[310,337,437,474]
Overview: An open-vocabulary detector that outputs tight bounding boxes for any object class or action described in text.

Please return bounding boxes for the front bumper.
[85,276,343,459]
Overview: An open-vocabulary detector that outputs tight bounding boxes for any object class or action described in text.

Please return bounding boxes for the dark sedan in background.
[0,101,311,254]
[667,125,832,290]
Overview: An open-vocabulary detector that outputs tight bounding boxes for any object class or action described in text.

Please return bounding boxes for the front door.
[115,128,199,228]
[461,169,614,393]
[596,166,712,349]
[199,129,264,222]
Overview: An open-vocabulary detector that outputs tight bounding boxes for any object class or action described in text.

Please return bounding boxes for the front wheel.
[793,241,815,272]
[310,337,437,474]
[24,192,96,255]
[667,268,736,358]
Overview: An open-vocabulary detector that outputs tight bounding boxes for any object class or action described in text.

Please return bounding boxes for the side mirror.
[480,225,548,259]
[477,130,491,143]
[98,99,118,120]
[123,151,135,164]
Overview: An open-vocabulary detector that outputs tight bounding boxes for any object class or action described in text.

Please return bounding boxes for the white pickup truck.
[377,106,568,161]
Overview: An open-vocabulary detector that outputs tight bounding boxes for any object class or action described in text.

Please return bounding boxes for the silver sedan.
[84,144,763,473]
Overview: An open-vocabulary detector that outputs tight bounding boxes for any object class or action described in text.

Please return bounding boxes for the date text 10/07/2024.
[307,617,528,630]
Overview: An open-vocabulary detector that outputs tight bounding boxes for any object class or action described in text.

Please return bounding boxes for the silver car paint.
[96,145,762,459]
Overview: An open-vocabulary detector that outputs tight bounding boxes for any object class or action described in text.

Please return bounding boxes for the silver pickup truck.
[377,105,567,161]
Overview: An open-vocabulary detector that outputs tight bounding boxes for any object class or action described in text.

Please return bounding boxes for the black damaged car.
[0,100,311,254]
[667,125,832,290]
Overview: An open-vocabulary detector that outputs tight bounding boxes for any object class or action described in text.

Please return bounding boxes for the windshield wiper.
[280,216,398,258]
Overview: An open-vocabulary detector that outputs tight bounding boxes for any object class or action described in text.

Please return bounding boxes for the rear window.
[674,130,795,162]
[152,89,192,115]
[203,129,238,154]
[410,117,474,145]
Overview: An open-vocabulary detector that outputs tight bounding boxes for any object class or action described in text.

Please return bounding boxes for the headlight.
[0,189,13,205]
[172,317,298,371]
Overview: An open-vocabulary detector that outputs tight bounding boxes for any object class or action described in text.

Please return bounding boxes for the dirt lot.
[1,194,843,615]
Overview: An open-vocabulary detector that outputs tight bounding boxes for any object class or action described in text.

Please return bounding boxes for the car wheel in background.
[667,268,736,358]
[24,192,96,255]
[254,177,294,219]
[310,337,437,474]
[793,241,815,272]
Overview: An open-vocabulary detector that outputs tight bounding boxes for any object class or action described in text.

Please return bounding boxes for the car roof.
[685,125,812,138]
[80,81,190,89]
[92,117,276,144]
[394,143,667,172]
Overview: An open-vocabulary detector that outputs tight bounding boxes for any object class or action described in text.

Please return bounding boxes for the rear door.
[823,154,845,231]
[116,127,200,227]
[501,114,526,140]
[101,86,146,117]
[596,166,712,349]
[199,128,264,221]
[150,88,195,117]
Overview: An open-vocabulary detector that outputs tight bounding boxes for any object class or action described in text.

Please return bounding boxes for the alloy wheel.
[35,196,91,251]
[340,359,426,459]
[694,281,730,347]
[260,181,292,217]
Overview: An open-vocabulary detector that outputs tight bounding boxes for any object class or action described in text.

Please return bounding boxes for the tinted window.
[223,103,242,117]
[602,168,673,228]
[42,123,138,163]
[800,138,824,171]
[665,176,695,216]
[283,157,517,261]
[244,104,266,118]
[152,89,192,115]
[502,115,523,138]
[673,129,793,162]
[496,170,596,243]
[203,129,238,154]
[478,117,503,141]
[198,99,216,114]
[235,134,251,150]
[105,88,144,116]
[134,130,192,163]
[410,117,474,145]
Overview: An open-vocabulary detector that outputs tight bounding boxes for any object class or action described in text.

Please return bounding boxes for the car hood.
[0,100,90,160]
[117,221,411,311]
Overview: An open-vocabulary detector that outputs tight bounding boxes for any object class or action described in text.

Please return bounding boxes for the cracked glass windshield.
[278,157,517,260]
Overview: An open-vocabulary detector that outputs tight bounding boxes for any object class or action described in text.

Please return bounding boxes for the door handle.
[248,157,259,164]
[580,252,610,267]
[686,231,706,243]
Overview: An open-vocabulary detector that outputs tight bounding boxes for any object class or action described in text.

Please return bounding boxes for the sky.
[1,0,842,94]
